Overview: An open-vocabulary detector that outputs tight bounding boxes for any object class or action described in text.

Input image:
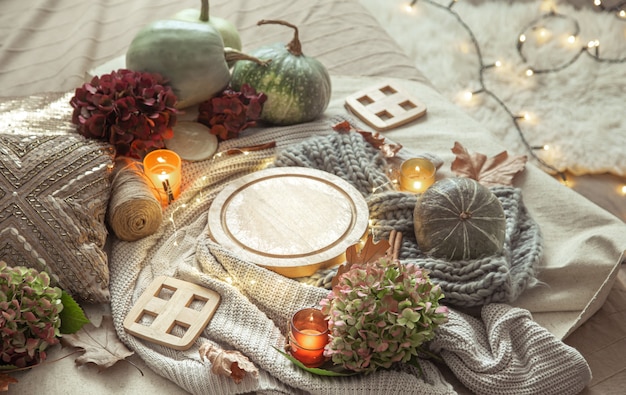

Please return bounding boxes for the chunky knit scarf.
[273,133,542,308]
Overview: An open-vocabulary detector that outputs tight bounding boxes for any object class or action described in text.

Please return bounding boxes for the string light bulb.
[621,185,626,195]
[526,68,535,76]
[619,10,626,18]
[567,35,577,44]
[587,40,600,48]
[405,0,418,12]
[587,39,600,57]
[463,88,484,101]
[519,34,527,43]
[484,60,502,69]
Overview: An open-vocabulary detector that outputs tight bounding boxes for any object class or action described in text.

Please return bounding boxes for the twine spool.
[107,158,163,241]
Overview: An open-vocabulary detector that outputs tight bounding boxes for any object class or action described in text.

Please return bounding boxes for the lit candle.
[399,158,436,193]
[288,308,329,367]
[143,149,182,205]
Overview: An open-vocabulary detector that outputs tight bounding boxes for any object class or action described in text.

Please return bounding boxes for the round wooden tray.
[208,167,370,278]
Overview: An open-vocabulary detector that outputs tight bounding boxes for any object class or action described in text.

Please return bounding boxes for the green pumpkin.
[172,0,242,51]
[413,177,506,261]
[230,20,332,126]
[126,19,230,109]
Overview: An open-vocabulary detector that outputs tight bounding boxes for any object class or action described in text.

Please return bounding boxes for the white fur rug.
[360,0,626,176]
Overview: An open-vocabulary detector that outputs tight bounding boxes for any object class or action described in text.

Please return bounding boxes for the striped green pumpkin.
[413,177,506,261]
[230,20,331,126]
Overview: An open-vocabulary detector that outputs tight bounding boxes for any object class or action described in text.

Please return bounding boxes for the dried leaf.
[61,315,134,370]
[332,120,352,133]
[0,373,18,391]
[332,121,403,158]
[451,141,527,187]
[332,235,391,288]
[199,343,259,384]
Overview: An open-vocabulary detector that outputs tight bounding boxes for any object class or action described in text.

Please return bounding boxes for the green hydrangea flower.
[0,261,63,368]
[320,257,448,374]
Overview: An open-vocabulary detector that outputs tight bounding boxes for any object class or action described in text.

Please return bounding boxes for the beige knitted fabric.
[430,304,592,395]
[109,115,456,394]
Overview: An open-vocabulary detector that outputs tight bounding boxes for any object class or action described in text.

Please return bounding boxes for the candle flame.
[415,166,421,172]
[158,171,169,181]
[156,156,167,163]
[413,181,423,190]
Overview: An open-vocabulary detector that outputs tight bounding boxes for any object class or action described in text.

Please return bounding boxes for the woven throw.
[273,133,543,307]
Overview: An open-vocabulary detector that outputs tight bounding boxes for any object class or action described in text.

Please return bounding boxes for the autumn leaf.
[332,121,403,158]
[0,373,18,391]
[199,343,258,384]
[451,141,527,187]
[332,235,391,288]
[61,315,134,370]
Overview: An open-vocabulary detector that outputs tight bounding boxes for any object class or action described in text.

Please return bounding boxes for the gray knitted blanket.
[272,133,543,308]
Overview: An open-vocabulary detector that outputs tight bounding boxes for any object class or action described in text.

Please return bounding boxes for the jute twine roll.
[107,157,163,241]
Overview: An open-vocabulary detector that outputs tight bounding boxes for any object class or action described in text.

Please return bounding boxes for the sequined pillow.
[0,133,114,302]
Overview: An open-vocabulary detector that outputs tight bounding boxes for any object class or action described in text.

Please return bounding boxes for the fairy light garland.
[594,0,626,19]
[404,0,626,185]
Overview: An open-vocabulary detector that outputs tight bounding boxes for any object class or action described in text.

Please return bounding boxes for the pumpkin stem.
[257,19,303,56]
[200,0,209,22]
[224,47,272,67]
[459,212,472,220]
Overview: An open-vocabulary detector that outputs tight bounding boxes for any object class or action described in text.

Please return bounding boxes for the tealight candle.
[143,149,182,204]
[288,308,329,367]
[399,157,436,193]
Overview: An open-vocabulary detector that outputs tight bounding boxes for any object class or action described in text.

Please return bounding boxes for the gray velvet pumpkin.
[413,177,506,261]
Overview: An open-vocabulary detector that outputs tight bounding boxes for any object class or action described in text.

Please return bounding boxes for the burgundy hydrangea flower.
[197,84,267,141]
[70,69,178,159]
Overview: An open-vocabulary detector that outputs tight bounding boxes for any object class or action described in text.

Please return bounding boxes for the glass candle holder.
[399,157,436,193]
[143,149,182,205]
[288,308,329,367]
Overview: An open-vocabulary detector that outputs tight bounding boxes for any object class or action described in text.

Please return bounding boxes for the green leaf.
[272,347,357,377]
[59,291,90,334]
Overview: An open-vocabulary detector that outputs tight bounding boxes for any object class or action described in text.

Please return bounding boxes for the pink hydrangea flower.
[320,258,449,373]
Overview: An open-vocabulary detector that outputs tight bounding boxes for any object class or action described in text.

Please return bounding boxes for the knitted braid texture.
[273,133,543,308]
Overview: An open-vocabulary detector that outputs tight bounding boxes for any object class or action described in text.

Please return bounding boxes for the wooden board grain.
[208,167,370,277]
